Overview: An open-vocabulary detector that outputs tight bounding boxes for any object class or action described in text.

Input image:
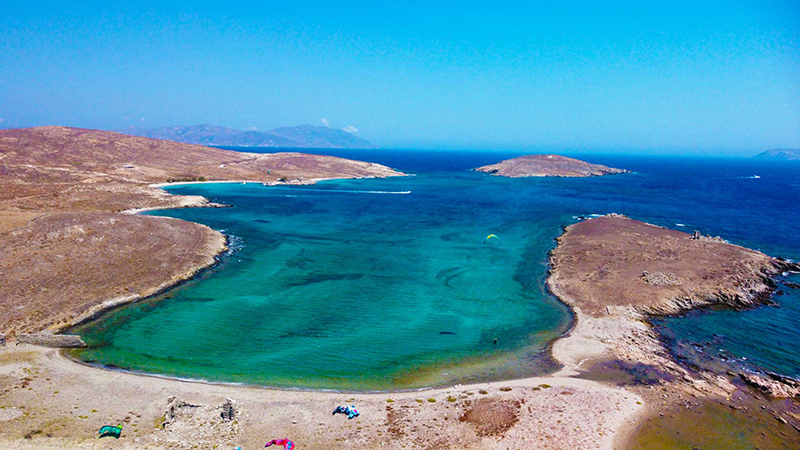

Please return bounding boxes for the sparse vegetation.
[166,176,206,183]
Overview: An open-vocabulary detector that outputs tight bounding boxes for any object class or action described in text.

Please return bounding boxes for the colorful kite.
[484,234,501,244]
[333,405,360,419]
[98,424,122,439]
[265,438,295,449]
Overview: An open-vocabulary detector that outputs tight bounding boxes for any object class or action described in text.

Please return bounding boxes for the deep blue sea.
[71,149,800,388]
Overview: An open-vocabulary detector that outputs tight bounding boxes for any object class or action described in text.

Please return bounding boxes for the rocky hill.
[0,126,400,210]
[474,154,628,177]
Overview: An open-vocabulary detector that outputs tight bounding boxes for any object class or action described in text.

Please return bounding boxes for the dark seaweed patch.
[285,273,363,288]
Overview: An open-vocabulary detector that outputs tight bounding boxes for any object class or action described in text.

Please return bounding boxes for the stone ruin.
[690,230,728,243]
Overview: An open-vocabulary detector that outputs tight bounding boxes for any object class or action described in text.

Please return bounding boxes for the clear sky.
[1,1,798,155]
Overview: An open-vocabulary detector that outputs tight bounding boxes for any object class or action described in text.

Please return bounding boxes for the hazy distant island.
[121,123,376,149]
[753,148,800,160]
[474,154,628,177]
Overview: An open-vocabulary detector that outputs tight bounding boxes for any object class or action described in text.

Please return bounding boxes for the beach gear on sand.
[98,424,122,439]
[484,234,501,244]
[332,405,360,419]
[265,438,295,449]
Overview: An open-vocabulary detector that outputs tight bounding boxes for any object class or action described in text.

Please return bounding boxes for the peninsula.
[0,126,403,337]
[548,215,800,446]
[474,154,628,178]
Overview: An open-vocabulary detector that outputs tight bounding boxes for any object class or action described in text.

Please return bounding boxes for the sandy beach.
[0,338,644,449]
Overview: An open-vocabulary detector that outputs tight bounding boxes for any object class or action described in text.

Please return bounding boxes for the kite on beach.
[98,424,122,439]
[332,405,360,419]
[265,438,295,449]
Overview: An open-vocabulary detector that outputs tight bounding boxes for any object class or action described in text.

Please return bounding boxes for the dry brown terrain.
[548,215,788,317]
[0,126,402,212]
[0,213,225,337]
[0,126,404,337]
[474,154,628,177]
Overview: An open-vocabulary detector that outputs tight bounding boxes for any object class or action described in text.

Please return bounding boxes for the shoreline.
[1,344,644,449]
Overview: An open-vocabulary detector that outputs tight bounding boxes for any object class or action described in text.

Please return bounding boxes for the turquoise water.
[70,152,800,387]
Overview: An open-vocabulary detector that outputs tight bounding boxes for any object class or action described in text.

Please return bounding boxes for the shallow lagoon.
[71,152,800,388]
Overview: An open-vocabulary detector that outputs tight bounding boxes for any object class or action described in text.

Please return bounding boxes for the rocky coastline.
[547,214,800,445]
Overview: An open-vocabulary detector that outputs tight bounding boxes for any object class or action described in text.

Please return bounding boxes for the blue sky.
[1,1,798,154]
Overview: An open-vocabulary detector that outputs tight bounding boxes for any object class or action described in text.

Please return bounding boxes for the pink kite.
[265,438,295,449]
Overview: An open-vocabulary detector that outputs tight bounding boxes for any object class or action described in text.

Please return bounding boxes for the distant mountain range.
[753,149,800,160]
[120,124,376,149]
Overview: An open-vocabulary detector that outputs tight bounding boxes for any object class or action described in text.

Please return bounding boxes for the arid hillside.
[474,154,628,178]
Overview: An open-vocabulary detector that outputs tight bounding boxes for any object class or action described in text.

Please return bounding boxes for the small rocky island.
[474,154,628,178]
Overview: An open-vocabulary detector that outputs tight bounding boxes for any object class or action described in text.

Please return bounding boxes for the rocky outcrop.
[17,334,86,348]
[739,373,800,399]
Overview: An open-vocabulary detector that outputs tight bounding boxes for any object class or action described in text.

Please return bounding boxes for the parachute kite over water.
[265,438,295,449]
[484,234,501,245]
[98,424,122,439]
